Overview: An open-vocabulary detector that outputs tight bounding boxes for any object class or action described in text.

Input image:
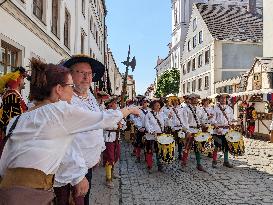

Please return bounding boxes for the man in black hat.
[54,55,105,205]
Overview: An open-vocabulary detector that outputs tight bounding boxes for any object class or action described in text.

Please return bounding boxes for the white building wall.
[180,4,262,98]
[263,0,273,57]
[0,0,106,100]
[180,5,214,98]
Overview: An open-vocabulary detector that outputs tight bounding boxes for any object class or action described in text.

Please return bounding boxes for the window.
[64,9,71,49]
[0,41,21,75]
[193,35,197,48]
[192,80,196,92]
[81,33,85,54]
[82,0,85,17]
[192,58,196,71]
[187,82,190,93]
[198,54,203,68]
[183,83,185,94]
[51,0,59,36]
[182,64,186,74]
[199,31,203,44]
[193,18,197,31]
[33,0,43,21]
[205,76,209,88]
[205,49,210,64]
[187,61,191,73]
[187,40,191,52]
[198,78,202,90]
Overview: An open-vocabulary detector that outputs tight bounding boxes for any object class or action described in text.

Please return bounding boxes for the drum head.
[194,132,211,142]
[225,130,242,142]
[157,135,174,144]
[178,131,185,139]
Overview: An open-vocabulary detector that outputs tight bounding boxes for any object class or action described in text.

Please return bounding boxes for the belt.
[218,126,229,129]
[0,168,54,190]
[106,130,119,132]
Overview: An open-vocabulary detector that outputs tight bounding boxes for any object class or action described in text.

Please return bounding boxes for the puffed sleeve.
[54,140,88,187]
[144,112,154,134]
[63,103,123,135]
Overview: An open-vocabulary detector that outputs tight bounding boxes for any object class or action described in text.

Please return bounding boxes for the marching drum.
[157,134,175,164]
[193,131,213,154]
[225,130,245,156]
[178,130,186,140]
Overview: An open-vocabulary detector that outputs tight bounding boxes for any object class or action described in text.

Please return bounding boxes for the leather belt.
[217,126,229,129]
[0,168,54,190]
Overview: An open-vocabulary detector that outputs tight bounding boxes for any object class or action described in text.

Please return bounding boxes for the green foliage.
[155,68,180,98]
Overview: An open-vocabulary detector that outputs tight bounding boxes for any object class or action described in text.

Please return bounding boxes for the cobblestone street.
[91,138,273,205]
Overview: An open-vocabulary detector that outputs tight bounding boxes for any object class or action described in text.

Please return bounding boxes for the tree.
[155,68,180,97]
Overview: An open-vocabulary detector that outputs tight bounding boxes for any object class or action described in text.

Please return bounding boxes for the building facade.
[107,48,123,96]
[126,75,136,100]
[263,0,273,57]
[171,0,263,77]
[179,3,263,98]
[0,0,107,99]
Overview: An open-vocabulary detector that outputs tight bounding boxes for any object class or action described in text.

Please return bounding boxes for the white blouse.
[54,92,106,187]
[144,111,165,140]
[181,105,208,133]
[213,104,234,135]
[170,106,184,131]
[104,119,127,143]
[0,101,123,177]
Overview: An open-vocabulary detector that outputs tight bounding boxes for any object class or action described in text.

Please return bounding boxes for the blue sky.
[105,0,171,95]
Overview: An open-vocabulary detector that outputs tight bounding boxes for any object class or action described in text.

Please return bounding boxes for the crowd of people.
[0,55,245,205]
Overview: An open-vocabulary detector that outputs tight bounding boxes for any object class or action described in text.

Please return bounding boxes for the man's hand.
[74,177,89,197]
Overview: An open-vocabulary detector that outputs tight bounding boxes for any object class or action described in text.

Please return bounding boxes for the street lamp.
[120,45,136,108]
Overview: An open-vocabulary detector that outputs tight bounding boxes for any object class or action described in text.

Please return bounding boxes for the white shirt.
[144,111,165,140]
[170,106,183,131]
[104,118,126,142]
[131,108,149,130]
[0,101,123,178]
[202,106,216,124]
[213,104,234,135]
[54,92,106,186]
[181,105,208,133]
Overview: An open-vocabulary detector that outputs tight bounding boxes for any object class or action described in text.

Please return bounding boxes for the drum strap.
[172,107,183,126]
[141,109,148,115]
[203,107,209,118]
[218,105,229,124]
[188,105,201,129]
[151,111,164,133]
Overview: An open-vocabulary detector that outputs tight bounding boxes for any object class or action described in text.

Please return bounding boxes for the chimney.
[248,0,256,14]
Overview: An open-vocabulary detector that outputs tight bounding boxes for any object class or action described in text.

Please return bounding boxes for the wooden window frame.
[33,0,43,21]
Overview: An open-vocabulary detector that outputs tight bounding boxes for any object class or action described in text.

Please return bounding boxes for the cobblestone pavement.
[91,138,273,205]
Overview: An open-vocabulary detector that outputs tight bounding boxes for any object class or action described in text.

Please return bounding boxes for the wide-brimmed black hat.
[149,99,164,109]
[62,54,105,82]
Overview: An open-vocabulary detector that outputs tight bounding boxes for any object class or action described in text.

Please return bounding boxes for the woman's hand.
[129,108,140,116]
[74,177,89,197]
[120,108,140,119]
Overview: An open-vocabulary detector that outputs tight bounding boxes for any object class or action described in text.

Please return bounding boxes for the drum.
[225,130,245,156]
[157,134,175,164]
[178,130,186,139]
[193,131,213,154]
